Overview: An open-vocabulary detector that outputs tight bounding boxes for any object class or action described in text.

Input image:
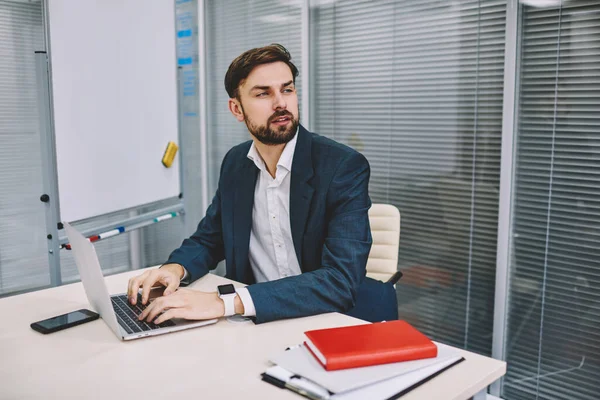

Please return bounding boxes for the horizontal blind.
[504,2,600,400]
[0,1,48,294]
[313,0,505,356]
[205,0,302,196]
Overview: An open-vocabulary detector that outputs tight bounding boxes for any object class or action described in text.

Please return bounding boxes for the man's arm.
[163,146,239,282]
[128,150,230,305]
[128,187,226,304]
[247,151,372,323]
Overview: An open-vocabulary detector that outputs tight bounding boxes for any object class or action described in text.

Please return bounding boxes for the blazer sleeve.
[247,151,372,323]
[164,157,228,283]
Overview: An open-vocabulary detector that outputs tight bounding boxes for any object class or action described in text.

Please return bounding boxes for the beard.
[243,109,300,146]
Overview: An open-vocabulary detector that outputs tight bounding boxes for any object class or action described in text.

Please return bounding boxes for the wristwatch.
[217,284,237,317]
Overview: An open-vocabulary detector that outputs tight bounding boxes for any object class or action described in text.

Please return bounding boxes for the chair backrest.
[366,204,401,282]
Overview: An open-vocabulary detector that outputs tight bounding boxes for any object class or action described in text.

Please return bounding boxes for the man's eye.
[283,88,294,93]
[256,92,268,97]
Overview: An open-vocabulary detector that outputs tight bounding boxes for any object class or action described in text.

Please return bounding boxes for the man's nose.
[273,92,287,110]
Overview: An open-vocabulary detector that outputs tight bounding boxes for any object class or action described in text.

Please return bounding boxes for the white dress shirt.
[181,131,302,317]
[236,131,302,316]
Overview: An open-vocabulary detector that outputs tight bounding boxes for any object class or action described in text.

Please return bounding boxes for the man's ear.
[228,98,245,122]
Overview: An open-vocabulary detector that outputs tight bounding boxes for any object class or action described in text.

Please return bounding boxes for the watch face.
[218,284,236,296]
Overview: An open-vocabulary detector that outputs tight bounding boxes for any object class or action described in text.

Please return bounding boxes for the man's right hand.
[127,263,185,306]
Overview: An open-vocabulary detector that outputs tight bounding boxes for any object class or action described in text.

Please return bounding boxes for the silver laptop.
[64,222,218,341]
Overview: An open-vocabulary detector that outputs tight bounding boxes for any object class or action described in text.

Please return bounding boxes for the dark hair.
[224,43,299,99]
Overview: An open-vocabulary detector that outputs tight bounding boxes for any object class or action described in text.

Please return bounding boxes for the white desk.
[0,270,505,399]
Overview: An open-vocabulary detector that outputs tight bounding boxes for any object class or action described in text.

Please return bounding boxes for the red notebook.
[304,320,437,371]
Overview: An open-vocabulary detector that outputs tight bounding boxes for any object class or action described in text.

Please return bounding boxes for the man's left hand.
[138,289,224,324]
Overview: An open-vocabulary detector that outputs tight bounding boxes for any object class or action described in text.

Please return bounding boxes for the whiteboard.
[47,0,180,222]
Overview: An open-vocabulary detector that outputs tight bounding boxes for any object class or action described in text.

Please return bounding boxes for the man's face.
[231,61,299,145]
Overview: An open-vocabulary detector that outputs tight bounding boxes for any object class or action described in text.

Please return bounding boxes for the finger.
[144,299,168,323]
[141,273,159,305]
[138,299,156,321]
[128,272,147,304]
[128,274,142,298]
[145,292,187,322]
[142,296,174,322]
[163,276,179,296]
[153,308,181,325]
[127,277,134,299]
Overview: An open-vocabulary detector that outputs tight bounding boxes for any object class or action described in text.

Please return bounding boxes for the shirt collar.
[247,127,299,173]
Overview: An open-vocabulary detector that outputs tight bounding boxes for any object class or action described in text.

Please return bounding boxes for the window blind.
[205,0,302,196]
[312,0,506,356]
[504,2,600,399]
[0,0,48,294]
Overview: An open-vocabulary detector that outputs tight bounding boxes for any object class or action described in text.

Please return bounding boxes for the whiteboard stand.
[36,51,62,286]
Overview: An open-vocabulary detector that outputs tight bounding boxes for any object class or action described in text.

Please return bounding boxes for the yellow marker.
[161,141,179,168]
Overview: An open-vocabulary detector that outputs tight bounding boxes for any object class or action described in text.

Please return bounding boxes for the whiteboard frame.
[46,0,181,223]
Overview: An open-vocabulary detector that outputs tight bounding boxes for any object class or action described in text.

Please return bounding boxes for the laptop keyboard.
[111,294,175,334]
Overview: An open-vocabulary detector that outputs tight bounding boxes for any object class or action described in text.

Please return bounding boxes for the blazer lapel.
[290,126,315,269]
[232,155,258,283]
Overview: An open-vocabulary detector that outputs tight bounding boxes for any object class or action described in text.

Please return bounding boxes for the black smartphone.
[30,309,99,334]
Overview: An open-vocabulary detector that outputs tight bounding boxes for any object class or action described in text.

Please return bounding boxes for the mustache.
[268,110,294,123]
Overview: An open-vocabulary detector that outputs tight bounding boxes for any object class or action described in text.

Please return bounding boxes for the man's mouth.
[271,115,291,125]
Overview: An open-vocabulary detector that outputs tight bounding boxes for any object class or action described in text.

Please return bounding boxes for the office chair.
[366,204,403,285]
[344,203,402,322]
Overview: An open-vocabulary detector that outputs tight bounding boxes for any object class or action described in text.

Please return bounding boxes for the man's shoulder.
[226,139,253,159]
[218,139,253,169]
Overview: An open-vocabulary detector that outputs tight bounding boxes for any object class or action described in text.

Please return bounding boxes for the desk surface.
[0,270,505,400]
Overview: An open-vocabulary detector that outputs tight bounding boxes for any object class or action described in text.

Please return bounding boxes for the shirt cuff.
[235,287,256,317]
[179,266,191,285]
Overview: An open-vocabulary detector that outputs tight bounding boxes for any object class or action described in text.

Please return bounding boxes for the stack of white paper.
[264,343,464,400]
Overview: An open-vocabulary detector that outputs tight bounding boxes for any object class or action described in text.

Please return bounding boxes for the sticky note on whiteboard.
[162,141,179,168]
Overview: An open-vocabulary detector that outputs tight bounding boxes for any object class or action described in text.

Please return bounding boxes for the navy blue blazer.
[166,125,398,323]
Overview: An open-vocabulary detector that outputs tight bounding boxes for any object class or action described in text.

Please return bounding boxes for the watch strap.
[221,294,236,317]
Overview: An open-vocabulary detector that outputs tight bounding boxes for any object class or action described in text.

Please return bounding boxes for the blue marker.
[98,227,125,240]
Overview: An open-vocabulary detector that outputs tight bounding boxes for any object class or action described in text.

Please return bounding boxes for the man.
[128,44,397,324]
